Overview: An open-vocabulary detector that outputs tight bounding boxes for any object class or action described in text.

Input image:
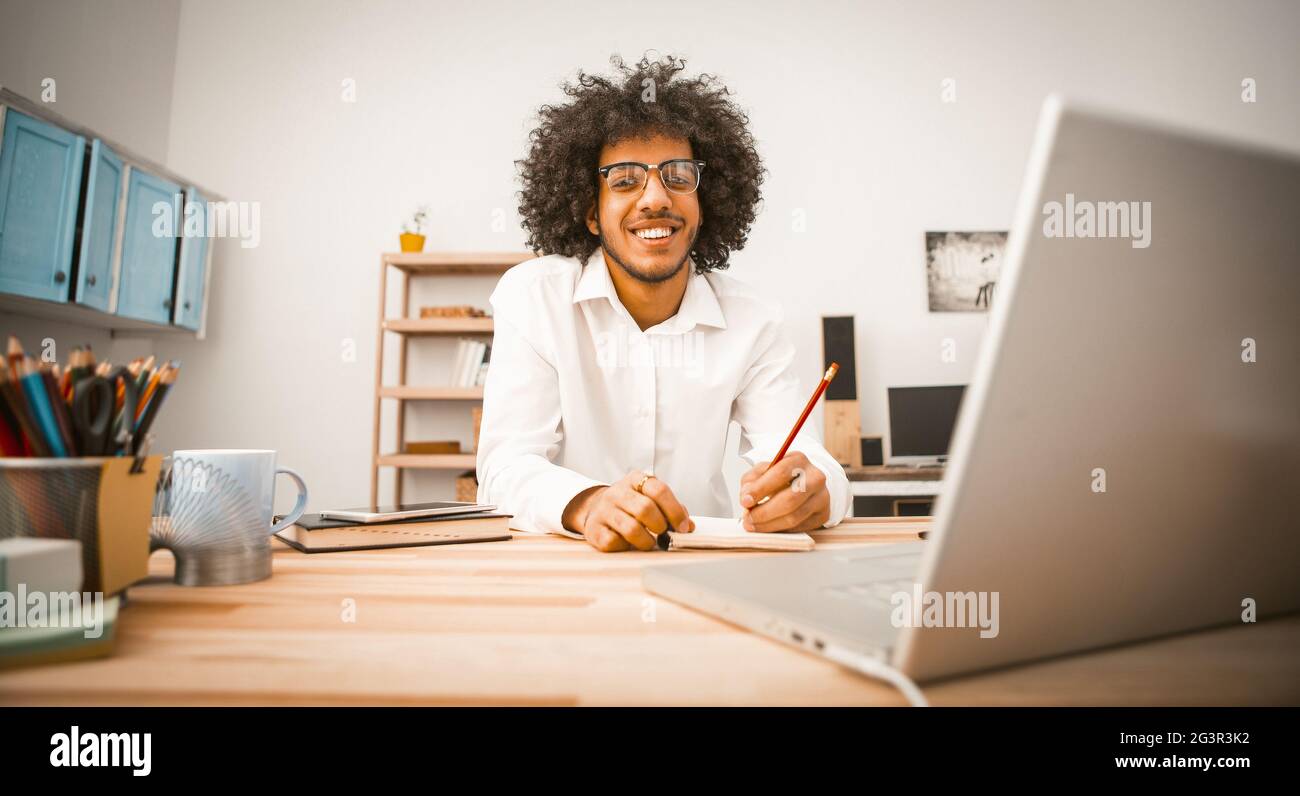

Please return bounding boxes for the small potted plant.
[400,206,429,252]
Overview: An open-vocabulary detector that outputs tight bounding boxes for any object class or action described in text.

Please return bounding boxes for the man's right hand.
[562,472,693,552]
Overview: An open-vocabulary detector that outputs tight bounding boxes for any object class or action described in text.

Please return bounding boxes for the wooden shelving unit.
[370,250,535,507]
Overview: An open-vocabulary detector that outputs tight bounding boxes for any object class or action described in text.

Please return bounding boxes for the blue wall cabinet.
[116,167,180,324]
[0,109,86,301]
[173,186,209,330]
[73,139,125,312]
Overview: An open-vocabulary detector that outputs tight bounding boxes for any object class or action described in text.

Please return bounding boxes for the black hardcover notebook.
[274,511,513,553]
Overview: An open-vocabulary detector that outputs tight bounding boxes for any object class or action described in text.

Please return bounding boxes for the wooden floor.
[2,518,1297,706]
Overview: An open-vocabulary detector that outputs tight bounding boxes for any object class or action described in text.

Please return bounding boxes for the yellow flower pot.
[399,233,426,253]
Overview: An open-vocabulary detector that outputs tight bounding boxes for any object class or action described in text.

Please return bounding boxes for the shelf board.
[0,291,199,338]
[383,251,536,274]
[845,465,946,481]
[379,386,483,400]
[382,317,493,335]
[376,453,477,469]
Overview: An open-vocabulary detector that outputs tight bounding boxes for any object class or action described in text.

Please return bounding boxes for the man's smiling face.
[587,133,701,284]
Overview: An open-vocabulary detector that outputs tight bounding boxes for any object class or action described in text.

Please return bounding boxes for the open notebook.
[666,516,814,552]
[546,515,815,551]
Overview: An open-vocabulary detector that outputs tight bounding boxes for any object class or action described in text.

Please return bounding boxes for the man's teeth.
[634,227,674,239]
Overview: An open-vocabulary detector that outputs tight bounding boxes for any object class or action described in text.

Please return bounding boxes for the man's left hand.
[738,451,830,532]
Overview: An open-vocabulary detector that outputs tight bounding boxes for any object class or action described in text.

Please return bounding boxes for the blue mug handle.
[270,467,309,535]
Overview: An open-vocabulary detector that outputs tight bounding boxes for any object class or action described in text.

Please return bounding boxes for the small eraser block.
[0,538,84,594]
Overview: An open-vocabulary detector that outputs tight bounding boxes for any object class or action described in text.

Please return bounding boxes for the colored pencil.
[39,363,77,457]
[0,368,25,456]
[132,363,178,455]
[58,352,73,398]
[0,406,21,455]
[19,357,67,457]
[135,365,164,422]
[5,335,23,372]
[0,336,182,459]
[0,361,47,456]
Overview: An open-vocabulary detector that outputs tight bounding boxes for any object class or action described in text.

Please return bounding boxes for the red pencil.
[752,362,839,507]
[770,362,839,465]
[754,361,842,509]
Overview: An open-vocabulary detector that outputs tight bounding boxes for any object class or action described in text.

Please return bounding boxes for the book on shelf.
[420,305,488,318]
[449,339,490,388]
[465,341,485,387]
[403,440,462,454]
[475,344,491,386]
[449,339,467,387]
[455,470,478,502]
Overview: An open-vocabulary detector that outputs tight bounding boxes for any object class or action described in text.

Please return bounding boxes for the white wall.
[0,0,180,382]
[15,0,1298,515]
[0,0,181,156]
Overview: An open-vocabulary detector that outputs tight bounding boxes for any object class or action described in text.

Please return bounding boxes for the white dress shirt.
[475,250,851,537]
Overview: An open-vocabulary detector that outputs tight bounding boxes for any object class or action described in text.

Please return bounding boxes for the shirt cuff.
[810,462,851,528]
[527,469,607,537]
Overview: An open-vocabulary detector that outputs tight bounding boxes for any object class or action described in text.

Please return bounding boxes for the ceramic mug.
[159,449,308,585]
[170,449,308,534]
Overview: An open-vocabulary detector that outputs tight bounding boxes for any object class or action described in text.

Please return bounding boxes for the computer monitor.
[887,385,965,463]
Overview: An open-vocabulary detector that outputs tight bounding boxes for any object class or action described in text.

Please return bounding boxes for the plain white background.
[2,0,1297,515]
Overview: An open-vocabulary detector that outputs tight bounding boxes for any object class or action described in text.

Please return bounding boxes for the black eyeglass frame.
[595,159,707,195]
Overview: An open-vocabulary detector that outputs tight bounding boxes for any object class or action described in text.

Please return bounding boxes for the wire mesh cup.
[0,457,161,593]
[150,450,308,586]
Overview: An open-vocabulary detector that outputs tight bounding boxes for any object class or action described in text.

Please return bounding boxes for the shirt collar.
[572,249,727,332]
[572,249,612,304]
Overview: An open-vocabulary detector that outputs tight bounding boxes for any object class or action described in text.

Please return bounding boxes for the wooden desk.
[2,519,1297,706]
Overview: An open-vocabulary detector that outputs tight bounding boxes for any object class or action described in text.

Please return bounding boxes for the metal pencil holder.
[0,456,162,594]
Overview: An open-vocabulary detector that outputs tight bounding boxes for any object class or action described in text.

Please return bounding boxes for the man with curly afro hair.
[476,54,850,552]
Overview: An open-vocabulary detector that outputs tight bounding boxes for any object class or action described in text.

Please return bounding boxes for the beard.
[597,221,697,285]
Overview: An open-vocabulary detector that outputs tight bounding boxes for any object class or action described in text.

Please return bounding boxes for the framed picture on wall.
[925,230,1008,312]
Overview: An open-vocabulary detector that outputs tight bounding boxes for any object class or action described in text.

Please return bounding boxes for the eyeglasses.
[597,159,706,196]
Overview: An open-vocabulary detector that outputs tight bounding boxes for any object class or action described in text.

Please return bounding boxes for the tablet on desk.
[318,501,497,524]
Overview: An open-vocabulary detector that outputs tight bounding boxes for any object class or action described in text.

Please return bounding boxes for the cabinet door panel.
[0,110,85,301]
[74,139,124,311]
[116,168,180,324]
[173,186,208,330]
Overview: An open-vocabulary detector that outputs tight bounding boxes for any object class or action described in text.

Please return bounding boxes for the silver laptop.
[643,96,1300,684]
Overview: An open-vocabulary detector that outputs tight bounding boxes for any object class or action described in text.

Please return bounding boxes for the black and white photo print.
[925,231,1007,312]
